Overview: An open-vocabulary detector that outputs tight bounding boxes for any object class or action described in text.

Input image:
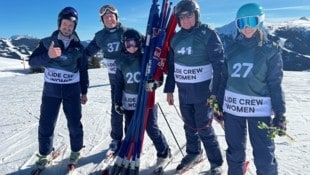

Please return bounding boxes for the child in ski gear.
[114,29,171,168]
[29,6,88,169]
[217,3,286,175]
[164,0,223,174]
[83,4,128,151]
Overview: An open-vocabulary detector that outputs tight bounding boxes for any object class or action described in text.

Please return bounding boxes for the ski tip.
[68,163,76,169]
[102,168,109,175]
[243,160,250,174]
[152,167,164,175]
[66,163,76,175]
[30,168,43,175]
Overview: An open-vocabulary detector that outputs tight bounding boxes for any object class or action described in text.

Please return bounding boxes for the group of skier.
[29,0,287,175]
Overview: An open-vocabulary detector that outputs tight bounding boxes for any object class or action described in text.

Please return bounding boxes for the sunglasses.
[178,12,194,20]
[124,39,137,48]
[100,5,117,16]
[236,16,261,30]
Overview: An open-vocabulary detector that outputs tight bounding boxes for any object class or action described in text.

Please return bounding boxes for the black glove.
[271,114,287,136]
[115,103,124,115]
[144,79,162,92]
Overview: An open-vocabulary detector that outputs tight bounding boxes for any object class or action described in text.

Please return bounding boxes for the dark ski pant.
[38,95,83,155]
[124,104,169,156]
[224,113,278,175]
[179,102,223,166]
[109,82,124,141]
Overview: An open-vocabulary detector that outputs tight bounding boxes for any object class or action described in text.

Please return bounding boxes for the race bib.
[122,92,138,110]
[103,58,117,74]
[223,90,272,117]
[44,68,79,84]
[174,64,212,83]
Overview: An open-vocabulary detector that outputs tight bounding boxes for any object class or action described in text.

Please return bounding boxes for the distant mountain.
[0,37,90,60]
[216,17,310,71]
[0,37,39,60]
[1,17,309,71]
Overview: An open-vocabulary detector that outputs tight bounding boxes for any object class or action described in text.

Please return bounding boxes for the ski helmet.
[122,29,142,50]
[57,7,78,31]
[175,0,200,26]
[236,3,265,29]
[99,5,118,21]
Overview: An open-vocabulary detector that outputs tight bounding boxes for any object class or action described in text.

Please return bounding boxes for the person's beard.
[60,27,73,38]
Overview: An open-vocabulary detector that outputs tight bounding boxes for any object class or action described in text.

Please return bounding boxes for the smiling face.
[240,27,257,38]
[102,13,118,29]
[124,39,138,53]
[179,11,196,30]
[59,19,75,37]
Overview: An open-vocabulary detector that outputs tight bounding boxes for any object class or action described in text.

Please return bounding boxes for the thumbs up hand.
[48,41,62,59]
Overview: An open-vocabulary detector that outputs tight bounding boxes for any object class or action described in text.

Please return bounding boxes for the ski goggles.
[178,11,194,20]
[100,5,117,17]
[236,16,261,29]
[124,39,137,48]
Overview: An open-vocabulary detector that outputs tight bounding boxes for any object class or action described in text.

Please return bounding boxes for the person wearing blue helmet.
[29,6,89,171]
[83,5,128,154]
[164,0,224,174]
[217,3,287,175]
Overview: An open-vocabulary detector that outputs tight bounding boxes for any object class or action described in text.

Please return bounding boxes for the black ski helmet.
[122,29,142,50]
[99,5,118,21]
[175,0,200,26]
[57,7,78,31]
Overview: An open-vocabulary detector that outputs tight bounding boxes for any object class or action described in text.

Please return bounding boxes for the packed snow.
[0,57,309,175]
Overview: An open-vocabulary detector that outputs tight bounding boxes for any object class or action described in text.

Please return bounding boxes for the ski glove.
[144,79,162,92]
[115,103,124,115]
[271,114,287,136]
[207,98,223,122]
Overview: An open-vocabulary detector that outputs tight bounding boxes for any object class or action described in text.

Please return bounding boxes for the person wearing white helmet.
[83,5,128,154]
[218,3,287,175]
[164,0,224,174]
[29,6,89,171]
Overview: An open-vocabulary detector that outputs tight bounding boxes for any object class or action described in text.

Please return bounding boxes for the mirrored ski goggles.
[100,5,117,16]
[178,11,194,20]
[124,39,137,48]
[236,16,260,29]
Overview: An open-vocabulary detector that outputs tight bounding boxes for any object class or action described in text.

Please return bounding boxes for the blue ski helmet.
[236,3,265,29]
[57,7,78,31]
[175,0,200,26]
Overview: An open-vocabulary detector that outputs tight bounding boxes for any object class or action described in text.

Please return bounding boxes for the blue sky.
[1,0,310,41]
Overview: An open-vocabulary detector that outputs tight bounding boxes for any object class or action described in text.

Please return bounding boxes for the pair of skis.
[106,0,177,175]
[27,144,78,175]
[28,144,69,175]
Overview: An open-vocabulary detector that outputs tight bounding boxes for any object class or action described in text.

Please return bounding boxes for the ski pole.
[173,103,182,119]
[157,103,184,157]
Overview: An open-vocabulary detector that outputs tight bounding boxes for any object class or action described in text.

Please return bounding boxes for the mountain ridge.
[0,17,309,71]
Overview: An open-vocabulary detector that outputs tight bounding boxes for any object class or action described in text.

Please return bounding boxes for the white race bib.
[103,58,117,74]
[174,64,212,83]
[44,68,79,84]
[122,92,138,110]
[223,90,272,117]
